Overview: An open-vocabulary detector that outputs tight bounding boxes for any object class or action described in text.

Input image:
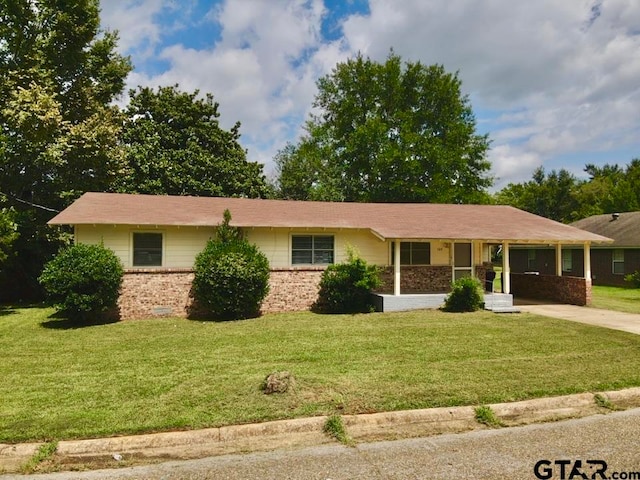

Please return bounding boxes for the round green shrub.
[442,276,484,312]
[314,254,381,314]
[625,270,640,288]
[193,239,270,320]
[38,243,124,320]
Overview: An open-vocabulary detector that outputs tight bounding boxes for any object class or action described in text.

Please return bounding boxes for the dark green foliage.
[443,277,483,312]
[314,253,381,314]
[193,212,270,320]
[275,51,492,203]
[0,0,131,301]
[117,85,269,198]
[495,159,640,223]
[625,271,640,288]
[38,243,123,320]
[0,207,18,269]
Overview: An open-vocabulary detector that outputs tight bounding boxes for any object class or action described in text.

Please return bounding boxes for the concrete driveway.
[518,303,640,335]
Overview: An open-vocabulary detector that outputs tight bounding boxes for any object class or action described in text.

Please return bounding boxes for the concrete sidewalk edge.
[2,387,640,473]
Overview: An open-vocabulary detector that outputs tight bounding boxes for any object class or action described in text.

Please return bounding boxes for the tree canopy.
[117,85,270,198]
[275,51,492,203]
[0,0,131,300]
[494,159,640,223]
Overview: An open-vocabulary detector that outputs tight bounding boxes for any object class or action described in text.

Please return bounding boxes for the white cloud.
[101,0,640,189]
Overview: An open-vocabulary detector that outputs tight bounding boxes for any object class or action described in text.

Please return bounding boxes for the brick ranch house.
[48,192,611,319]
[510,211,640,287]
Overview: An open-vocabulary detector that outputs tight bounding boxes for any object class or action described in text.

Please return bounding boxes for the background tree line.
[494,161,640,223]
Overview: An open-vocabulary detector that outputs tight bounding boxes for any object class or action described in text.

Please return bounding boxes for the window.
[612,249,625,275]
[527,250,536,270]
[562,250,572,272]
[292,235,334,265]
[392,242,431,265]
[133,232,163,267]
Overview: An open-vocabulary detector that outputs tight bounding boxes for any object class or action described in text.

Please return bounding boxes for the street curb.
[3,387,640,473]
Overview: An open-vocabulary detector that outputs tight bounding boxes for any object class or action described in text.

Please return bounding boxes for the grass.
[591,285,640,314]
[2,306,640,443]
[323,415,353,446]
[474,406,504,428]
[20,441,58,473]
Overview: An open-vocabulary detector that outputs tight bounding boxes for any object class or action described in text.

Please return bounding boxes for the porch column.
[394,239,401,296]
[502,241,511,294]
[584,242,592,281]
[555,244,562,276]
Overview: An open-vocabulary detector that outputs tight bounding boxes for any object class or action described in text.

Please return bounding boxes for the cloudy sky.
[100,0,640,189]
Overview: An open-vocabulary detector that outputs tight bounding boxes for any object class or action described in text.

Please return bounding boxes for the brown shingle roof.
[571,211,640,247]
[49,192,612,244]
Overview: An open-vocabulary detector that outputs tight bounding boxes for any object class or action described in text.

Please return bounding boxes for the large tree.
[0,0,131,300]
[116,85,269,198]
[276,52,492,203]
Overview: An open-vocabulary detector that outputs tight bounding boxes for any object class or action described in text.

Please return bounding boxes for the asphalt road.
[4,408,640,480]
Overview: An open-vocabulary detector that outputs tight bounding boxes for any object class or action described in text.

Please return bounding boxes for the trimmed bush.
[38,243,123,320]
[442,276,483,312]
[193,238,270,320]
[625,271,640,288]
[314,252,381,314]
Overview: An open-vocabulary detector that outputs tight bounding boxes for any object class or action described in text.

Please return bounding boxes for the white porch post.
[503,241,511,294]
[555,244,562,276]
[584,242,592,281]
[394,239,401,296]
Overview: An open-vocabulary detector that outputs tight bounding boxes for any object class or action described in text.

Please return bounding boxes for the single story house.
[510,211,640,287]
[48,192,611,319]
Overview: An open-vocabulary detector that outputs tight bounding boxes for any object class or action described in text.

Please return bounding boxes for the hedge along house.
[510,211,640,287]
[48,192,612,319]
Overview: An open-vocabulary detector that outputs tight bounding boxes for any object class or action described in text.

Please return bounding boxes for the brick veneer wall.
[377,265,489,294]
[118,269,196,320]
[117,267,325,320]
[511,273,591,306]
[261,267,325,313]
[117,265,490,320]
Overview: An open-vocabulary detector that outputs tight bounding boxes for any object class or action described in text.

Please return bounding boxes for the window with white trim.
[562,250,572,272]
[392,242,431,265]
[133,232,163,267]
[291,235,334,265]
[612,249,624,275]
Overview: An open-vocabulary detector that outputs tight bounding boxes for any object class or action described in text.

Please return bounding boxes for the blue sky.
[100,0,640,190]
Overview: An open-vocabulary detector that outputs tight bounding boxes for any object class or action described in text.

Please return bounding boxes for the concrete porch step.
[485,306,521,313]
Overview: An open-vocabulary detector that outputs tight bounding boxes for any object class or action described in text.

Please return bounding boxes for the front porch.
[372,292,516,313]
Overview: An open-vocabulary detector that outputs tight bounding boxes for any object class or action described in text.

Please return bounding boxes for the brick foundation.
[116,265,494,320]
[511,273,592,306]
[117,267,326,320]
[117,269,196,320]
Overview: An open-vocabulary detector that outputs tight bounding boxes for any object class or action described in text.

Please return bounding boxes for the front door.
[453,242,473,281]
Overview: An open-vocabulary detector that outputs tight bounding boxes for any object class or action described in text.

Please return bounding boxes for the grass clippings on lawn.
[1,306,640,443]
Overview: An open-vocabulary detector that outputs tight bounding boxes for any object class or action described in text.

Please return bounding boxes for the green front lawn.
[591,285,640,314]
[2,306,640,443]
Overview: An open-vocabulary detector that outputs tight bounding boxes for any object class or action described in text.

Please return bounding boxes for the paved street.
[6,408,639,480]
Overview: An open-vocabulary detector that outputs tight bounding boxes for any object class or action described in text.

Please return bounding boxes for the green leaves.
[38,243,124,321]
[276,51,492,203]
[117,85,269,198]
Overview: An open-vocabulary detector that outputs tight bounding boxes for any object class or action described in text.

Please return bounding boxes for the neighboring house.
[48,192,611,319]
[511,212,640,287]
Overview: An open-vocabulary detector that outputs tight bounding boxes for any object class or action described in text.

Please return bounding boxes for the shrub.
[193,212,270,320]
[442,276,483,312]
[314,251,381,314]
[38,243,123,320]
[624,271,640,288]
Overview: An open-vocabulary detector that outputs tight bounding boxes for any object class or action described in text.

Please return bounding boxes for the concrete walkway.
[518,304,640,335]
